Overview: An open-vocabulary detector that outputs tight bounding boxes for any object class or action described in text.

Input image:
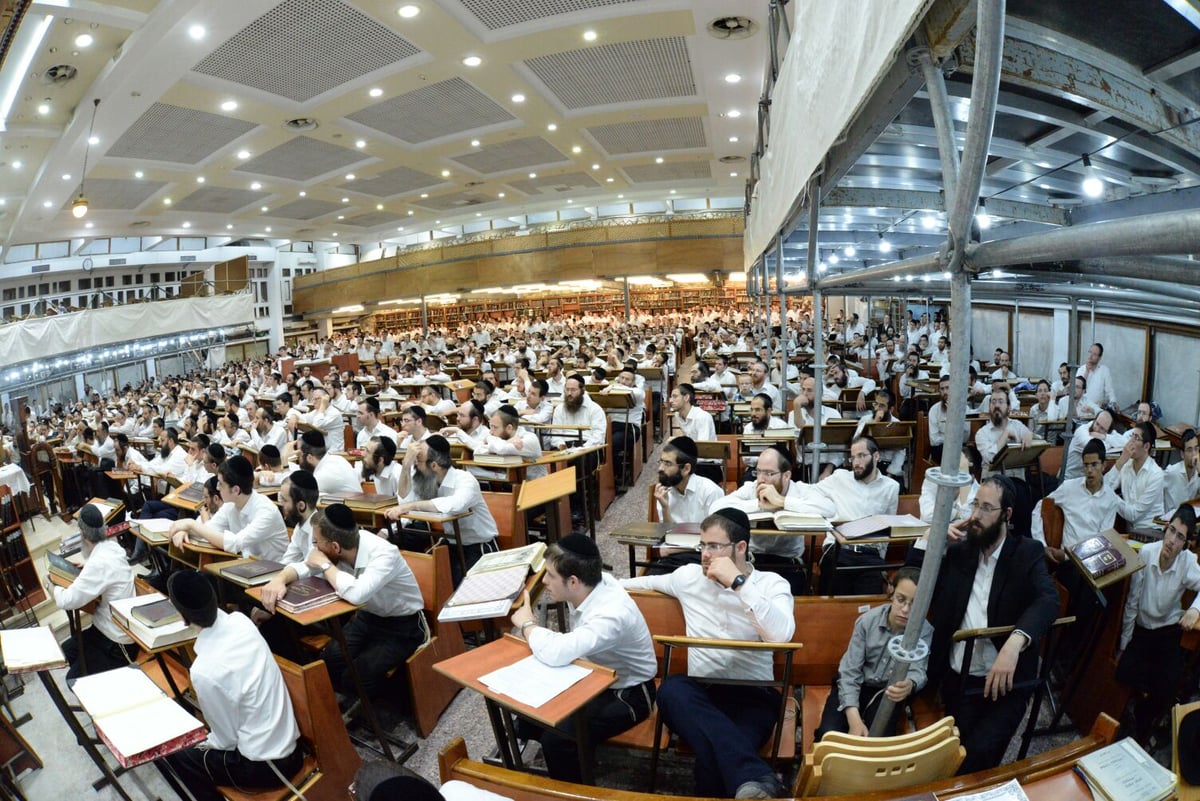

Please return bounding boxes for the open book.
[0,626,68,673]
[467,542,546,576]
[988,440,1050,471]
[1076,737,1175,801]
[72,667,206,768]
[836,514,927,540]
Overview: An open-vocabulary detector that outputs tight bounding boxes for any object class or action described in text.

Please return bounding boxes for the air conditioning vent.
[110,258,127,266]
[45,64,78,84]
[285,117,319,131]
[708,16,758,40]
[31,264,50,273]
[181,255,197,262]
[719,155,746,164]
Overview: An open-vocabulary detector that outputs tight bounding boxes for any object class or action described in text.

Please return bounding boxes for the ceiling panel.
[107,103,256,165]
[449,136,568,174]
[623,162,712,183]
[235,136,363,182]
[192,0,422,102]
[587,116,706,155]
[174,186,270,213]
[455,0,645,30]
[67,178,166,210]
[339,166,442,198]
[505,171,599,195]
[346,78,515,145]
[410,191,495,211]
[524,36,695,109]
[269,198,343,220]
[343,210,404,227]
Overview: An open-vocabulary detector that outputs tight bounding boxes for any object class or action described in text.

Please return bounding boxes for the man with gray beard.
[385,435,499,584]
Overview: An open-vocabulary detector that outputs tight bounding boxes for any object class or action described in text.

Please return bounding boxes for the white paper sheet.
[479,655,590,708]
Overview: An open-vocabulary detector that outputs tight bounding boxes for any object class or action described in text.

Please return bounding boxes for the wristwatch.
[729,574,747,591]
[318,562,333,573]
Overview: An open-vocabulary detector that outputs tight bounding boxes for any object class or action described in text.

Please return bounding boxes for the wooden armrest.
[653,635,804,652]
[951,615,1075,642]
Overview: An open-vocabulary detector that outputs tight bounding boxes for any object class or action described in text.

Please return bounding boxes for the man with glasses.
[397,406,432,452]
[714,444,835,595]
[1163,428,1200,511]
[975,388,1033,477]
[1034,438,1119,566]
[1118,504,1200,745]
[907,476,1058,773]
[1063,410,1122,479]
[622,508,794,798]
[1105,421,1165,530]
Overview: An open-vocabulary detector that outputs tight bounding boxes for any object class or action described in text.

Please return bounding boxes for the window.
[105,275,114,287]
[79,278,91,290]
[122,274,132,286]
[2,288,14,301]
[57,280,70,292]
[150,273,160,284]
[135,274,144,284]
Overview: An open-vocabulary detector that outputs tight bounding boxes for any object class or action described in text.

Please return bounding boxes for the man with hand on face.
[974,387,1033,476]
[296,429,361,495]
[714,444,835,594]
[646,437,725,575]
[1105,421,1165,530]
[361,435,400,497]
[906,476,1058,773]
[1163,428,1200,511]
[510,534,657,784]
[621,508,794,799]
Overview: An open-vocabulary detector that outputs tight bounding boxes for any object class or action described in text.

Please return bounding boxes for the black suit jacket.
[908,534,1058,691]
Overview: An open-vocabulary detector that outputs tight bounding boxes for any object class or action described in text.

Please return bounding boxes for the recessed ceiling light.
[398,4,420,18]
[74,33,93,47]
[498,192,505,198]
[408,210,414,215]
[85,222,93,228]
[250,182,262,190]
[37,102,50,115]
[605,177,613,182]
[591,163,600,170]
[369,87,383,97]
[226,224,233,229]
[583,30,597,41]
[511,93,525,103]
[196,176,205,183]
[237,149,250,159]
[61,173,71,181]
[220,100,238,112]
[547,123,557,131]
[337,215,345,220]
[182,222,191,228]
[88,135,99,145]
[398,226,404,231]
[724,73,742,84]
[332,232,338,237]
[475,212,481,217]
[188,24,205,40]
[441,169,450,177]
[355,139,366,148]
[470,139,480,147]
[260,205,268,212]
[655,157,663,164]
[528,172,537,179]
[567,199,573,203]
[345,173,355,180]
[435,220,441,224]
[163,197,172,205]
[11,161,20,169]
[299,191,307,197]
[669,189,676,194]
[462,55,482,67]
[134,170,143,178]
[726,109,741,118]
[376,203,384,210]
[42,200,52,208]
[729,136,739,143]
[265,227,271,232]
[420,193,428,198]
[571,145,581,154]
[617,194,624,199]
[729,171,738,177]
[341,197,349,203]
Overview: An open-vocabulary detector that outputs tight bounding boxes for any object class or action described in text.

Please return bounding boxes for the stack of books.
[276,576,339,614]
[111,594,199,649]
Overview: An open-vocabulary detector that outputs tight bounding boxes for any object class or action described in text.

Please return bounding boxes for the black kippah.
[497,403,519,418]
[711,507,751,533]
[558,533,601,560]
[259,444,280,459]
[669,435,698,461]
[324,503,355,531]
[301,429,324,448]
[425,434,450,454]
[289,469,317,491]
[79,504,104,528]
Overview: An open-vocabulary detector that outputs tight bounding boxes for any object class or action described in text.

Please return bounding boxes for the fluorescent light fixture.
[665,273,709,284]
[333,304,364,313]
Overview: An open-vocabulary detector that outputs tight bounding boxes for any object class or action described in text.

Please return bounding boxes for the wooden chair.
[403,545,466,737]
[217,656,360,801]
[795,723,964,797]
[815,714,956,755]
[30,441,62,519]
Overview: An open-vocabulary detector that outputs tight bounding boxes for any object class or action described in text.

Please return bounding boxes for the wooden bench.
[218,656,361,801]
[438,713,1119,801]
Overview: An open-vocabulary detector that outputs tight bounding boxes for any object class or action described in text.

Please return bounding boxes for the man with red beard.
[974,387,1033,476]
[907,476,1057,773]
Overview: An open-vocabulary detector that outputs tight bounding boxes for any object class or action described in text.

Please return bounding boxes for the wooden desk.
[516,467,575,546]
[162,482,204,515]
[111,611,197,706]
[243,585,411,762]
[402,509,474,577]
[434,634,616,784]
[47,571,96,675]
[78,497,125,525]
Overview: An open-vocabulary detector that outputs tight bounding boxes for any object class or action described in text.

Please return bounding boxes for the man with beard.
[792,374,842,428]
[545,356,567,397]
[1118,504,1200,745]
[549,374,607,450]
[296,430,361,495]
[438,400,489,450]
[906,476,1058,773]
[974,387,1033,476]
[473,405,546,479]
[361,435,400,497]
[253,471,320,652]
[621,508,793,799]
[816,436,899,595]
[385,435,499,582]
[653,437,723,526]
[822,362,874,413]
[714,444,835,594]
[250,407,289,453]
[927,375,951,464]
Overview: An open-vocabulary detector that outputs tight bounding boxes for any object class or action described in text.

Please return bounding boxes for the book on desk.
[72,666,206,768]
[438,561,533,623]
[46,551,81,582]
[168,482,205,505]
[836,514,927,540]
[471,453,527,467]
[1075,737,1175,801]
[277,576,339,614]
[220,558,287,588]
[1073,535,1126,579]
[135,518,173,545]
[111,594,200,649]
[0,626,68,673]
[129,597,182,628]
[319,491,395,509]
[746,510,835,532]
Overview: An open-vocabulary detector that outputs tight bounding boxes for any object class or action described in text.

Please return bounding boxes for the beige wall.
[293,218,744,314]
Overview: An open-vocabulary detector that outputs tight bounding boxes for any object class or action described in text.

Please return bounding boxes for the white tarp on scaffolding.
[743,0,932,269]
[0,293,254,366]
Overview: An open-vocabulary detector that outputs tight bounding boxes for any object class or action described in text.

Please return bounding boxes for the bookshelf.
[0,487,43,615]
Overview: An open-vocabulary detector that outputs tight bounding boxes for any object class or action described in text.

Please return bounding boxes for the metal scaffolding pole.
[812,251,944,292]
[776,232,788,372]
[806,180,826,483]
[623,278,631,322]
[1059,297,1080,482]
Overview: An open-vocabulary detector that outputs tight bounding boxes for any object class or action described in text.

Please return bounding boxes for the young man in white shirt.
[670,382,716,442]
[974,388,1033,476]
[361,435,401,497]
[621,508,793,798]
[1076,342,1119,410]
[1163,428,1200,511]
[169,456,290,562]
[356,397,399,448]
[1035,438,1119,563]
[1105,421,1165,530]
[510,534,657,783]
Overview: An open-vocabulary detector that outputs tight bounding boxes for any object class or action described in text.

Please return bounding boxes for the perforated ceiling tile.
[174,186,269,213]
[344,211,405,227]
[524,37,695,109]
[410,191,494,211]
[269,198,342,220]
[235,136,363,182]
[450,137,568,174]
[340,166,441,198]
[623,161,712,183]
[346,78,514,144]
[63,178,166,210]
[588,117,706,156]
[456,0,645,30]
[192,0,421,103]
[108,104,256,165]
[505,171,598,195]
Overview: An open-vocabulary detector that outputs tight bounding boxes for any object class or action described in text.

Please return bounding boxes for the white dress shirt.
[622,564,794,680]
[475,428,546,479]
[372,461,402,498]
[927,401,948,447]
[953,537,1004,677]
[516,399,553,425]
[1163,460,1200,512]
[817,468,900,557]
[1121,541,1200,648]
[302,407,345,453]
[209,490,289,560]
[1040,477,1120,549]
[1063,425,1125,480]
[657,474,725,525]
[404,466,499,546]
[1104,457,1165,529]
[1076,363,1118,408]
[715,480,837,558]
[975,418,1032,473]
[527,574,657,689]
[550,396,608,448]
[280,513,316,578]
[918,478,978,524]
[192,610,300,759]
[313,454,363,495]
[52,540,134,646]
[330,529,424,618]
[357,421,398,448]
[675,405,716,441]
